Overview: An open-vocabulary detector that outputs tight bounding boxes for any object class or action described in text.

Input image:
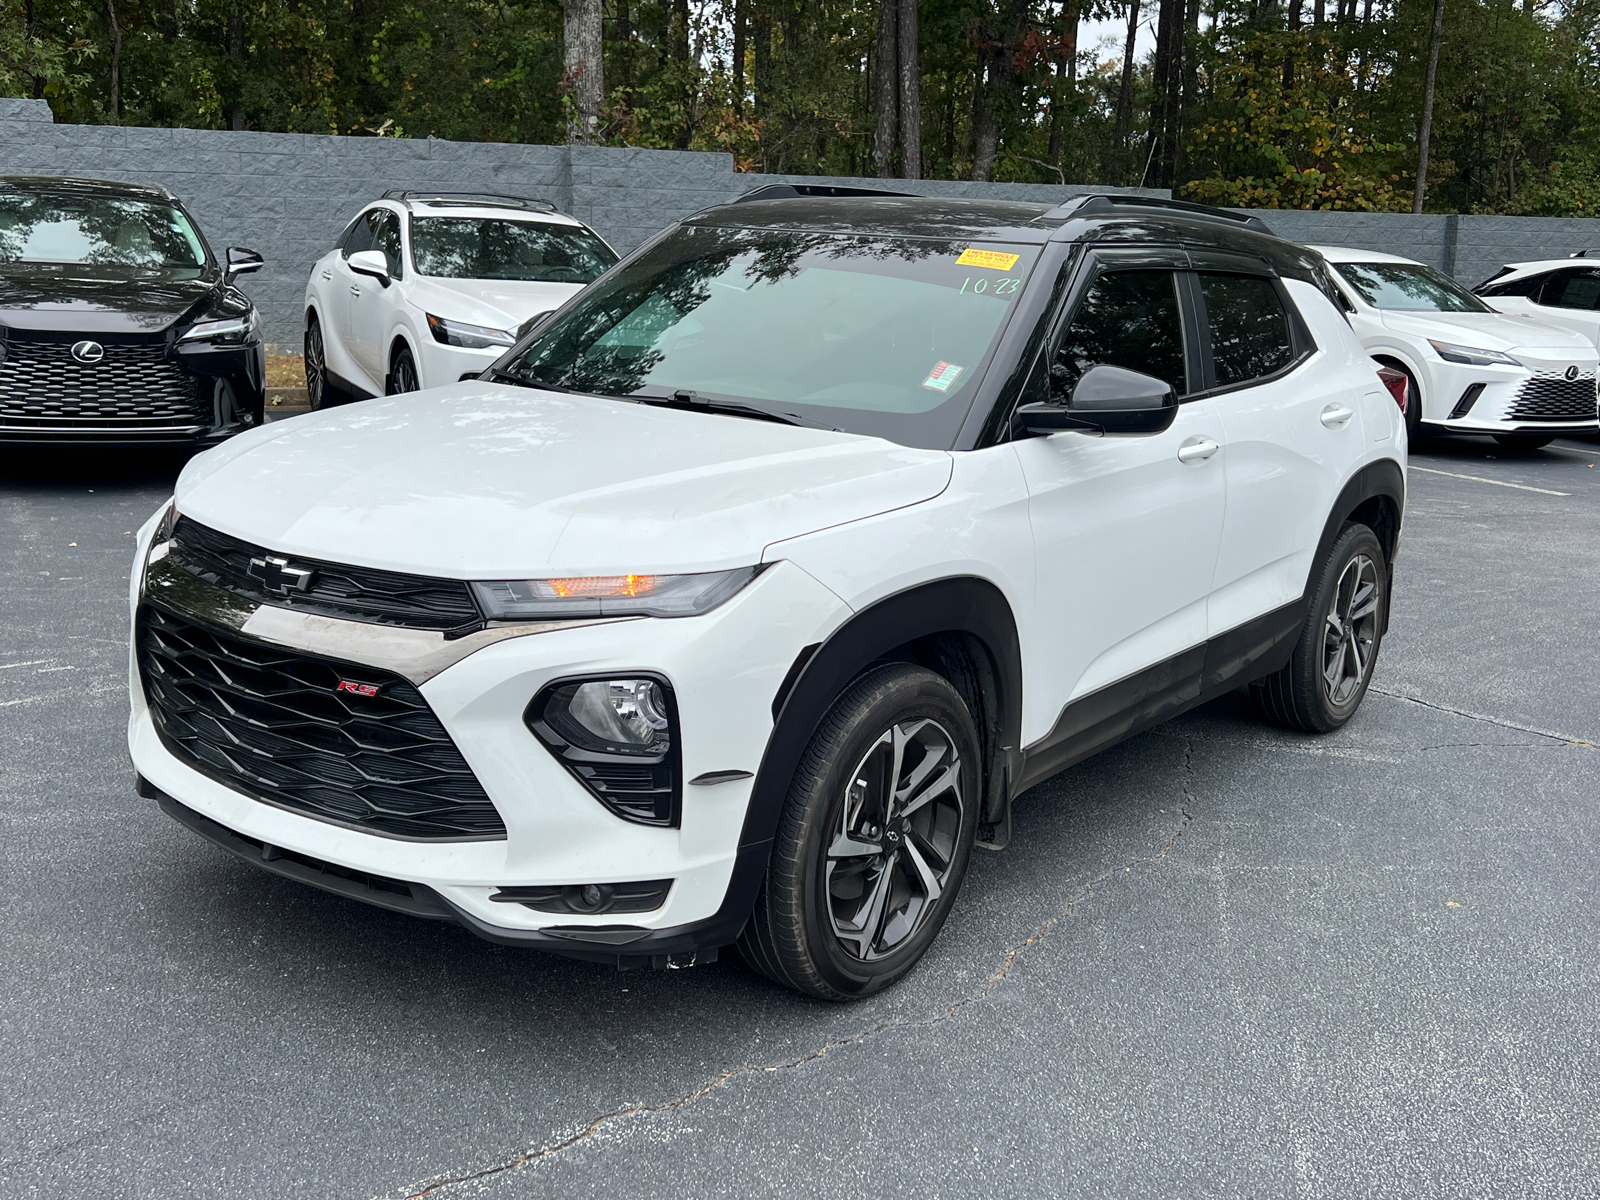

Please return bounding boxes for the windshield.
[410,216,617,283]
[1333,261,1491,313]
[497,225,1040,447]
[0,191,207,273]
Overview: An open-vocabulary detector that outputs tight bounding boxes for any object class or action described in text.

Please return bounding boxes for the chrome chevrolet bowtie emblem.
[70,340,105,364]
[247,555,314,595]
[1565,365,1581,380]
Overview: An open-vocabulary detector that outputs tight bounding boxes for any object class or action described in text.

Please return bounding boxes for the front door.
[1012,253,1227,756]
[349,209,404,390]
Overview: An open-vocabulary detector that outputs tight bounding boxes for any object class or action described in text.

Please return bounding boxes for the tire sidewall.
[305,321,326,410]
[789,668,981,998]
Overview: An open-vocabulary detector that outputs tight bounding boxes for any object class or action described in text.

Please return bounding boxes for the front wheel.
[737,664,981,1000]
[387,346,420,395]
[1253,523,1388,734]
[303,318,348,410]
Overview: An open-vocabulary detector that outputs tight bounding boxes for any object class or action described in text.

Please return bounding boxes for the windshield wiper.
[631,389,839,431]
[481,366,577,393]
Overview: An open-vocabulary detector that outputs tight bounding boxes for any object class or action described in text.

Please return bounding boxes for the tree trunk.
[1413,0,1445,212]
[731,0,745,115]
[754,7,772,117]
[1114,0,1142,166]
[226,9,243,130]
[671,0,691,148]
[564,0,604,143]
[1313,0,1324,23]
[1047,0,1080,172]
[872,0,899,176]
[971,53,1001,181]
[106,0,123,123]
[1144,0,1182,187]
[897,0,921,178]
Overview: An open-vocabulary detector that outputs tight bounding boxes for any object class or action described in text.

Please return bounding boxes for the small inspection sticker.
[956,248,1021,271]
[923,361,965,392]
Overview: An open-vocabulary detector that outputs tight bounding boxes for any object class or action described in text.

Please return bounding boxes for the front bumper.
[415,337,501,388]
[1423,351,1599,435]
[127,516,849,964]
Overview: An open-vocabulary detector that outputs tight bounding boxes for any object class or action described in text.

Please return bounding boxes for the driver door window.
[1050,270,1189,400]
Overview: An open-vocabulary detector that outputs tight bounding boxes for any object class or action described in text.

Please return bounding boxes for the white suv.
[1313,245,1599,449]
[302,191,617,404]
[132,192,1406,1000]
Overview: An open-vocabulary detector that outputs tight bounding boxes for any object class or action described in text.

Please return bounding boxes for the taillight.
[1376,366,1409,414]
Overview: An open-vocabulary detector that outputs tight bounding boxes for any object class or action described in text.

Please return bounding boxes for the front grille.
[1509,372,1599,422]
[0,334,205,428]
[138,604,505,840]
[168,517,483,634]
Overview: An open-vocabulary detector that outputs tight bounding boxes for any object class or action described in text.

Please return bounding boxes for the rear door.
[1012,248,1227,748]
[1197,254,1367,653]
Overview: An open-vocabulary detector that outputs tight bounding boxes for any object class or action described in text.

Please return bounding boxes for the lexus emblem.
[1566,365,1581,380]
[70,340,105,364]
[247,555,315,595]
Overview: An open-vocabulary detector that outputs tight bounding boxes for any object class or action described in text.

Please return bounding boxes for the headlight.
[1428,339,1521,367]
[178,312,258,345]
[471,565,763,620]
[426,313,515,349]
[526,676,681,826]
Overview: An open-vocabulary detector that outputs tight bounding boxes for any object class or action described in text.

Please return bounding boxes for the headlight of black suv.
[525,676,681,827]
[178,308,261,347]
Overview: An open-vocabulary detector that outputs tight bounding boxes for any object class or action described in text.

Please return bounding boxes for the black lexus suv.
[0,175,267,446]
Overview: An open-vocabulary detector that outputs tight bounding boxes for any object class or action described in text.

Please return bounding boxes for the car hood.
[409,277,586,331]
[1379,309,1594,354]
[0,264,218,334]
[175,383,954,578]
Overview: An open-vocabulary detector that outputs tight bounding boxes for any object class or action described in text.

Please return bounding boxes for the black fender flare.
[714,576,1024,933]
[1310,457,1406,629]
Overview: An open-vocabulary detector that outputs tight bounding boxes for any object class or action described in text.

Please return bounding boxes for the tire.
[387,345,420,395]
[1398,365,1423,446]
[1492,434,1554,451]
[1253,523,1387,734]
[737,664,982,1000]
[303,317,350,410]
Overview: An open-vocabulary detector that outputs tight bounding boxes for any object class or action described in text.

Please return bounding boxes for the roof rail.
[736,183,918,203]
[379,190,556,212]
[1045,193,1275,234]
[1569,249,1600,258]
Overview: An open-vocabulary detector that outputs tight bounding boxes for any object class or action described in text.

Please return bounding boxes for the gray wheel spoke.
[897,762,958,819]
[837,853,897,959]
[902,834,945,904]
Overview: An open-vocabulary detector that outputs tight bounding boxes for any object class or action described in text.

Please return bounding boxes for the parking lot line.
[1409,465,1571,496]
[1555,443,1600,456]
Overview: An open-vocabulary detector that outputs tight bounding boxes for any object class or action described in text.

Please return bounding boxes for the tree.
[1413,0,1445,210]
[564,0,603,143]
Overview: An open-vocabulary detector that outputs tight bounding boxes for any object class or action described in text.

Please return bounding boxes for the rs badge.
[335,680,379,697]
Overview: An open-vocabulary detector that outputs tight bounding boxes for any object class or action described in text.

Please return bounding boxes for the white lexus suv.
[302,191,617,404]
[131,191,1406,1000]
[1312,244,1599,449]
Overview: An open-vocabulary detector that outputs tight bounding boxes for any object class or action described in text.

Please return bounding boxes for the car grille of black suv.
[138,604,506,840]
[1509,372,1599,422]
[0,333,205,429]
[167,517,484,634]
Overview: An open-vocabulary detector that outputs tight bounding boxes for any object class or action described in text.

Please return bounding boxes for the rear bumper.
[148,778,761,968]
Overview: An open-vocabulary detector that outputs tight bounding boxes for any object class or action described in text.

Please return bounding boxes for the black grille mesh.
[138,604,505,840]
[1509,372,1599,422]
[0,336,204,427]
[168,517,483,633]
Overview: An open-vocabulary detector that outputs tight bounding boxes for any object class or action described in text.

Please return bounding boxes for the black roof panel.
[0,174,176,201]
[690,196,1062,243]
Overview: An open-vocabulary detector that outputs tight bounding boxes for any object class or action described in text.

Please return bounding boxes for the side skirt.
[1015,597,1304,794]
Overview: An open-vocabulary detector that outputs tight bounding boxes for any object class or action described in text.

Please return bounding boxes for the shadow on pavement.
[0,446,192,492]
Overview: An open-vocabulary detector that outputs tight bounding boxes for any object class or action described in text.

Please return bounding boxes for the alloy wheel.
[1321,553,1380,707]
[305,323,327,409]
[390,353,419,394]
[825,718,965,962]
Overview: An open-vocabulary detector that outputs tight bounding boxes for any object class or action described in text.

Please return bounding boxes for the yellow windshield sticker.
[957,248,1021,271]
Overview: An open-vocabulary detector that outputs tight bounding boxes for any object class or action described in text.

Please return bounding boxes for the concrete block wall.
[9,96,1600,346]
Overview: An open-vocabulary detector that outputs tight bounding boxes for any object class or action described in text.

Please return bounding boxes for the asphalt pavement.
[2,433,1598,1199]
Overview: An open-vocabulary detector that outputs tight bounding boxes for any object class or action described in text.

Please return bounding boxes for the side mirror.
[1018,363,1179,436]
[347,249,391,286]
[224,246,264,284]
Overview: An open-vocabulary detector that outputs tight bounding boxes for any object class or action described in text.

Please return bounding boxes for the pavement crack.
[1370,687,1598,749]
[394,749,1199,1199]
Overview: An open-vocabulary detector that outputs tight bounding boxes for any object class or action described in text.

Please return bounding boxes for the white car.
[1475,254,1600,349]
[132,192,1405,1000]
[302,191,617,404]
[1312,245,1599,449]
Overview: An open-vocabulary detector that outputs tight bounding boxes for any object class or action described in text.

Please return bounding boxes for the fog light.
[490,879,673,914]
[525,675,681,826]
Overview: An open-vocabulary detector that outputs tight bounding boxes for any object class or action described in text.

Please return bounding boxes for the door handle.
[349,285,362,298]
[1321,404,1355,428]
[1177,436,1219,463]
[320,270,332,280]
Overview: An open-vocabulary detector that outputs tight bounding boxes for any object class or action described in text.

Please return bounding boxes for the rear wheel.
[303,317,350,410]
[738,664,981,1000]
[1492,434,1555,451]
[1253,523,1388,734]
